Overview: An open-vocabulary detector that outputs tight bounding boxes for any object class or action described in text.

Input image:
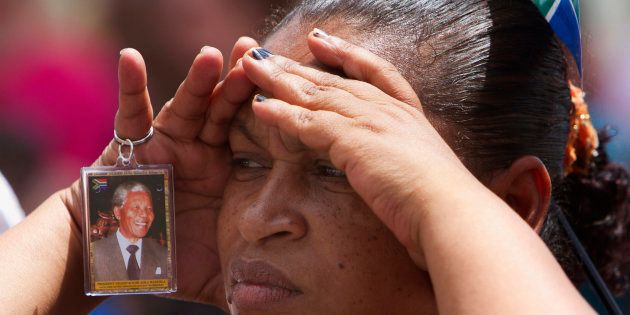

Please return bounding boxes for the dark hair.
[266,0,630,295]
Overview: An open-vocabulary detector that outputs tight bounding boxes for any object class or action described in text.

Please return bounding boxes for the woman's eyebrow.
[232,121,264,149]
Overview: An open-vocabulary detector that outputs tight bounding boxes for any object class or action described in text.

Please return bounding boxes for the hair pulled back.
[266,0,630,294]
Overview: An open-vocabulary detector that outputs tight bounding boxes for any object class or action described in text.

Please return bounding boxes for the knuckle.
[296,110,314,126]
[269,66,286,83]
[384,105,410,121]
[352,117,383,134]
[281,60,300,74]
[163,98,174,108]
[299,84,339,111]
[301,82,319,96]
[316,72,342,87]
[300,82,330,98]
[185,82,208,98]
[338,41,354,55]
[331,40,354,62]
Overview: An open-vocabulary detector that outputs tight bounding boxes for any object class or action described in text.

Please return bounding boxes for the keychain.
[81,127,177,296]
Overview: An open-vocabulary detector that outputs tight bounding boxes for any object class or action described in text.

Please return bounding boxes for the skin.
[0,38,260,313]
[114,190,154,242]
[219,105,437,314]
[0,26,595,315]
[221,26,593,314]
[89,41,260,307]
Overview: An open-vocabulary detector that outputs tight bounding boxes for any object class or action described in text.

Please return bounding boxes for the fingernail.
[200,46,210,54]
[254,94,267,102]
[313,28,329,38]
[260,48,273,57]
[252,48,273,60]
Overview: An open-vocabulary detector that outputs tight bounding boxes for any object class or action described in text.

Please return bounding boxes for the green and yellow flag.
[531,0,582,74]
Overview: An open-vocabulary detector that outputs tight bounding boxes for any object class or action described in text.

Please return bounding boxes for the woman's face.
[217,28,436,315]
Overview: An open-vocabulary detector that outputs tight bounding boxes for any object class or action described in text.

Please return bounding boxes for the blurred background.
[0,0,627,314]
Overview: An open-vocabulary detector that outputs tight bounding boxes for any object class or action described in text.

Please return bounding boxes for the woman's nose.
[237,174,308,245]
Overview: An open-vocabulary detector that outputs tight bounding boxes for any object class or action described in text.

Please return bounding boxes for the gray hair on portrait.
[111,181,151,208]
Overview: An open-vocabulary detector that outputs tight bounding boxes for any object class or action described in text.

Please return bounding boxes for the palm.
[140,133,229,305]
[93,122,230,306]
[89,41,257,308]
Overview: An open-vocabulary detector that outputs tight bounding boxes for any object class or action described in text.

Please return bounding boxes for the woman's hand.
[241,31,478,265]
[241,31,594,314]
[63,37,258,307]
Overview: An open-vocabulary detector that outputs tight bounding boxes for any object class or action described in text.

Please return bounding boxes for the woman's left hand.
[241,30,481,267]
[241,30,595,315]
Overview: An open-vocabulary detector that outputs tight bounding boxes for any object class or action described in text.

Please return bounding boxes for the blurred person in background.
[0,0,118,213]
[0,0,280,313]
[582,0,630,167]
[579,1,630,311]
[107,0,285,109]
[0,170,24,233]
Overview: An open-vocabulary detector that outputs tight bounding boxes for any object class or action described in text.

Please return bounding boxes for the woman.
[0,0,627,313]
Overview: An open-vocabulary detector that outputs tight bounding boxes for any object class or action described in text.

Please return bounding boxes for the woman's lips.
[231,282,301,309]
[228,259,302,310]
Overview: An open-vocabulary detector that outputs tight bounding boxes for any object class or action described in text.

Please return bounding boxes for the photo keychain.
[81,127,177,296]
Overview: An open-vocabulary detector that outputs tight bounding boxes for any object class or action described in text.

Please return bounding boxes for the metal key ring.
[114,126,154,146]
[117,139,134,166]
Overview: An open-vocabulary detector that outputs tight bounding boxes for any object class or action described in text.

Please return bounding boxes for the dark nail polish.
[259,48,274,57]
[313,28,329,38]
[255,94,267,102]
[252,48,273,60]
[252,49,264,60]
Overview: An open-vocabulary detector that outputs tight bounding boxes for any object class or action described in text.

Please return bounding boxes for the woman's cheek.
[305,191,418,310]
[217,180,252,257]
[313,181,385,231]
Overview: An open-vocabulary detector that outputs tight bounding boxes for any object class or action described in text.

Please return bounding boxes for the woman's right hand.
[63,37,258,308]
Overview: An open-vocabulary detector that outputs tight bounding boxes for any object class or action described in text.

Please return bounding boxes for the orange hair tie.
[563,82,599,176]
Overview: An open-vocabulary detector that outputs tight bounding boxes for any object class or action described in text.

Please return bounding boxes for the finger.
[256,53,385,101]
[199,60,256,146]
[93,140,122,167]
[251,95,343,154]
[229,37,259,69]
[241,49,362,117]
[116,48,153,140]
[155,46,224,140]
[307,28,421,107]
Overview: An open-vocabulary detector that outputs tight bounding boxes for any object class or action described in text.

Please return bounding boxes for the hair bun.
[565,128,630,295]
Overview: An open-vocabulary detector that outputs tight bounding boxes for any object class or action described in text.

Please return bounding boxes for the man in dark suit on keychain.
[92,181,167,281]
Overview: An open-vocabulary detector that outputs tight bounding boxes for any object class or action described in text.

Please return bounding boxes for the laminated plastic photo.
[81,166,176,295]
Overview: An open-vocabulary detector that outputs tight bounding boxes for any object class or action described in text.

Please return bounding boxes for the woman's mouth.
[227,259,303,310]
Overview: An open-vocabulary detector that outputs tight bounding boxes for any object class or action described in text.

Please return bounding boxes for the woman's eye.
[315,162,352,193]
[232,157,268,182]
[317,164,346,178]
[233,158,264,169]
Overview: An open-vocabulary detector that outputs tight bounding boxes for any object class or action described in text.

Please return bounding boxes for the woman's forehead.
[263,28,317,64]
[230,28,325,144]
[230,25,369,151]
[231,105,308,155]
[262,19,312,60]
[262,20,363,64]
